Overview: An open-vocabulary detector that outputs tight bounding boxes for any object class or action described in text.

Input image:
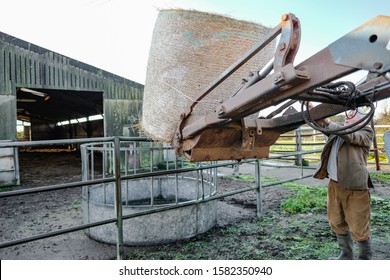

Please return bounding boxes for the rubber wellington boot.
[332,233,354,260]
[357,239,372,260]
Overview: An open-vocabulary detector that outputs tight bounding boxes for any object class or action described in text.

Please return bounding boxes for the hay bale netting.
[141,9,276,142]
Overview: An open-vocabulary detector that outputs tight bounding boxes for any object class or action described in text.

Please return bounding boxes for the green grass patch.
[123,178,388,260]
[124,212,335,260]
[232,174,256,183]
[228,174,278,184]
[280,182,327,214]
[371,195,390,229]
[228,177,328,214]
[369,172,390,185]
[368,153,388,163]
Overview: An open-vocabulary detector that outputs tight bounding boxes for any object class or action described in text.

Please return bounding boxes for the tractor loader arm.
[172,14,390,162]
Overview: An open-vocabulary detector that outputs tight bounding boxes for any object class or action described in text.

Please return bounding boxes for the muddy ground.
[0,151,389,260]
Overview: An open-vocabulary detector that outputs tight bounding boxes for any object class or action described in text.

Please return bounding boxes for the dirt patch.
[0,151,389,260]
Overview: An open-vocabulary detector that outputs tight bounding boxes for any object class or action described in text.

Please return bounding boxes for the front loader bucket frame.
[172,14,390,162]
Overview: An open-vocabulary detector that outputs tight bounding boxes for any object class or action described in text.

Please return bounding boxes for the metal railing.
[0,135,325,259]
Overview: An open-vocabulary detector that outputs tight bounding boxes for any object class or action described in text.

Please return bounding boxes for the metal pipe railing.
[113,137,124,259]
[0,135,322,260]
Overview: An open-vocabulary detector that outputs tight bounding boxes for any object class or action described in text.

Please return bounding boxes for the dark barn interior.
[17,87,104,142]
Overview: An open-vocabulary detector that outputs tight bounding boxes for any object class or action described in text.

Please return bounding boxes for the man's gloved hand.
[305,101,330,127]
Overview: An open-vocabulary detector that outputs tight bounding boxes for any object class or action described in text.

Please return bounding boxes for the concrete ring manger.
[80,141,218,246]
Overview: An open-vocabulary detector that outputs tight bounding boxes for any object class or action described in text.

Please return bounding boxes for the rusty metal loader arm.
[172,13,390,162]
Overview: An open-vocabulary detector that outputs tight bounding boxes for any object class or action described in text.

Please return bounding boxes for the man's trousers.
[327,179,371,241]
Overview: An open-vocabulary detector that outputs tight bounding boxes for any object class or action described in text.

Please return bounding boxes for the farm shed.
[0,31,144,186]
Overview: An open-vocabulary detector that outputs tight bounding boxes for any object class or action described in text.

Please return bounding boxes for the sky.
[0,0,389,111]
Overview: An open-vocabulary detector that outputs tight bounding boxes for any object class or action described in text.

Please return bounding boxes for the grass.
[232,174,256,183]
[124,180,335,260]
[124,211,336,260]
[229,174,277,184]
[371,196,390,229]
[368,153,388,164]
[370,171,390,185]
[123,175,389,260]
[280,182,327,214]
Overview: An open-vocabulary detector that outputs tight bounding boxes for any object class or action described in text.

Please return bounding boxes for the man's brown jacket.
[313,122,374,190]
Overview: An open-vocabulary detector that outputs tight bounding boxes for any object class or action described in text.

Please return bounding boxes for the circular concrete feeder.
[82,176,217,246]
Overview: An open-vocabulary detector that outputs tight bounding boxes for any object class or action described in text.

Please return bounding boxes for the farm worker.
[312,106,374,260]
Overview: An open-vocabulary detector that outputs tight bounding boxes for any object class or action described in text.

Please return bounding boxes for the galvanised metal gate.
[0,135,321,259]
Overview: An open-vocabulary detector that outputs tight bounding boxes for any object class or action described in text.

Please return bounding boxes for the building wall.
[0,31,144,140]
[0,31,144,186]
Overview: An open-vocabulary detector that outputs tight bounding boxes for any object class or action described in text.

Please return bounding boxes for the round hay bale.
[141,9,276,142]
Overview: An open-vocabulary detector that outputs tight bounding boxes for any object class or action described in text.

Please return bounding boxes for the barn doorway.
[16,87,104,186]
[16,87,104,143]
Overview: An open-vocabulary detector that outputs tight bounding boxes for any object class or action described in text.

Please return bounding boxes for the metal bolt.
[281,14,289,21]
[373,62,383,70]
[273,72,284,84]
[217,105,225,116]
[279,42,286,51]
